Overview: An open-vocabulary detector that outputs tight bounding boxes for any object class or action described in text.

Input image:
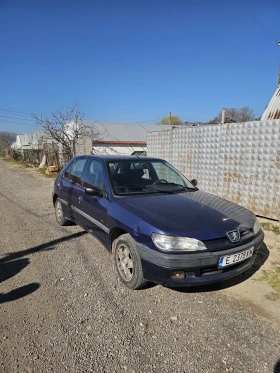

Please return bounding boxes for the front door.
[77,159,109,242]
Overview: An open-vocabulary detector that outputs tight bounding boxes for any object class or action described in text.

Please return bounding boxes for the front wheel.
[55,199,70,226]
[114,234,147,290]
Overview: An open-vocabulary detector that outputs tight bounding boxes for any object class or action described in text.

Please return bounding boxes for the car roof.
[74,155,164,162]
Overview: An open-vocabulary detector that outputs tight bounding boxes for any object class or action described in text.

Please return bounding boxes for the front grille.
[204,234,255,252]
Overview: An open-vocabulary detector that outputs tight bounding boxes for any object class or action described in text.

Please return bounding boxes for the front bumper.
[137,230,264,287]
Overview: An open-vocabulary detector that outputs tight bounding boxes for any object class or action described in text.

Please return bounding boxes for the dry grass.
[254,261,280,298]
[2,158,33,168]
[260,222,280,235]
[2,158,57,178]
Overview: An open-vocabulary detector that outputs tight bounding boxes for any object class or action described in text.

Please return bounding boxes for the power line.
[0,115,35,122]
[132,119,161,124]
[0,108,34,115]
[0,119,37,127]
[236,0,279,44]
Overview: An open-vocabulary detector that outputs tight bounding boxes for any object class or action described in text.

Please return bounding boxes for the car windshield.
[107,160,197,195]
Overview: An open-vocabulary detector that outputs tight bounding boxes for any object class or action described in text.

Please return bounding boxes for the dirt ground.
[1,158,280,373]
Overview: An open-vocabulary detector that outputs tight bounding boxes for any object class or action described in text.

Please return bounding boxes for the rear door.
[77,158,109,242]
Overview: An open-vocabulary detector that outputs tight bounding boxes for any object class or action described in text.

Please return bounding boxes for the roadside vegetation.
[260,222,280,235]
[255,261,280,298]
[2,157,33,168]
[38,166,57,178]
[0,131,16,156]
[206,106,256,124]
[158,115,184,125]
[2,157,57,178]
[253,221,280,298]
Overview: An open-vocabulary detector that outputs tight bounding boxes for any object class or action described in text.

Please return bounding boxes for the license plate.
[218,247,254,269]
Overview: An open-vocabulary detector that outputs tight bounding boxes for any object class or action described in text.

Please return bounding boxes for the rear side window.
[63,158,87,186]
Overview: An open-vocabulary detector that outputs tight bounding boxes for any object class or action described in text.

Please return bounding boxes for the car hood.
[118,190,255,240]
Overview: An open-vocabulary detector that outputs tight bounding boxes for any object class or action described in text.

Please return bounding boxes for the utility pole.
[221,108,226,124]
[169,112,172,125]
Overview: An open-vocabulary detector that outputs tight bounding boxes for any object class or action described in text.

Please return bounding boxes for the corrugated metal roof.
[82,121,180,142]
[261,86,280,120]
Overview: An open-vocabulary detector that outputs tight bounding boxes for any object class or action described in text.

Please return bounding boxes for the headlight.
[151,233,206,252]
[253,219,261,235]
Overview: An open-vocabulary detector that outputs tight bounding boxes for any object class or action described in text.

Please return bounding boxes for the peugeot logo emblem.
[226,230,240,243]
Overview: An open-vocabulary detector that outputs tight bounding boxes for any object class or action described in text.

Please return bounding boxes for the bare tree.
[32,103,100,162]
[0,131,16,156]
[207,106,256,124]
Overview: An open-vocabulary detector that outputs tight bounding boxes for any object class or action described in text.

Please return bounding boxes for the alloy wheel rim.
[116,244,134,281]
[56,202,63,222]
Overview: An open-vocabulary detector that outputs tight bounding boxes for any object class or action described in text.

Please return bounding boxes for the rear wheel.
[114,234,147,290]
[55,199,70,226]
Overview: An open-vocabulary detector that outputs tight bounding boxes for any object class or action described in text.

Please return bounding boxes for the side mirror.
[191,179,198,187]
[85,187,101,196]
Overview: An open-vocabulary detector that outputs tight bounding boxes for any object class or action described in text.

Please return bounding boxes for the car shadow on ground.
[170,242,269,294]
[0,257,41,304]
[275,360,280,373]
[0,283,40,304]
[0,231,88,303]
[0,258,30,283]
[0,231,87,264]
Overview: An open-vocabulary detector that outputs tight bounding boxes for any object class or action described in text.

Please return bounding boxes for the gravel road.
[0,159,280,373]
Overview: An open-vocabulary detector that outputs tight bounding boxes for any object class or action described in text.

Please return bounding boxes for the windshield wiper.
[142,185,178,194]
[114,183,197,194]
[114,185,145,189]
[169,183,197,191]
[151,182,197,191]
[114,184,175,194]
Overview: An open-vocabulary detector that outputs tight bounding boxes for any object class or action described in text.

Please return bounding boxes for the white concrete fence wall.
[147,120,280,220]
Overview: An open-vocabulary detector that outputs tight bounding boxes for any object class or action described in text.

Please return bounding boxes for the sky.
[0,0,280,134]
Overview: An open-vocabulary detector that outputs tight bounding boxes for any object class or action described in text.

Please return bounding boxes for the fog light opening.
[170,271,185,280]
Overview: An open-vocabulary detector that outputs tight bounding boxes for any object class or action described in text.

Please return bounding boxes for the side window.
[83,160,105,190]
[64,158,87,186]
[64,162,74,180]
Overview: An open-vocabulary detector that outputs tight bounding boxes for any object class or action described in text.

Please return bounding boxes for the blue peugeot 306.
[52,155,264,289]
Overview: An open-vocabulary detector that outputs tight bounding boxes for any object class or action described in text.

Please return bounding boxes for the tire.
[114,234,147,290]
[55,199,70,226]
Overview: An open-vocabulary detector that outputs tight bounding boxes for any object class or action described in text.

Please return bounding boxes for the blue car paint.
[53,155,264,287]
[116,193,254,241]
[76,159,109,242]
